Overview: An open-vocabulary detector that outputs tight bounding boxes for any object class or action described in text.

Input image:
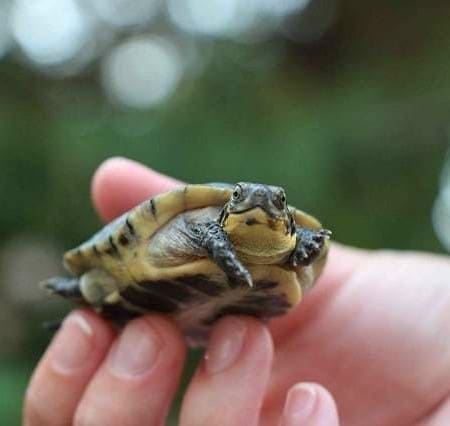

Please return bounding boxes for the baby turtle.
[42,182,331,346]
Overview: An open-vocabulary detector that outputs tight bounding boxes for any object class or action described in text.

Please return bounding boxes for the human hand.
[24,158,450,425]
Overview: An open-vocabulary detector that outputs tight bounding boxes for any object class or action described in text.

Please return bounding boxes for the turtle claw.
[318,229,332,239]
[291,247,308,267]
[228,262,253,288]
[291,227,331,267]
[242,270,254,288]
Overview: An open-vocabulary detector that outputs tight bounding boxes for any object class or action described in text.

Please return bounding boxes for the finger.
[24,310,115,426]
[74,315,186,426]
[91,157,182,222]
[180,317,273,426]
[268,243,369,339]
[280,383,339,426]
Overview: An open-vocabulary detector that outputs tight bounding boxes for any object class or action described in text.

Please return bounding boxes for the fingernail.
[51,313,94,374]
[283,384,317,423]
[110,319,161,378]
[204,317,247,374]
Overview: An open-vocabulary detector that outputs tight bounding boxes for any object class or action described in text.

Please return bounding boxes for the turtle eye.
[232,185,242,201]
[274,190,286,208]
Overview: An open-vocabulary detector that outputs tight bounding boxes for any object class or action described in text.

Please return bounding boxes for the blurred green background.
[1,0,450,424]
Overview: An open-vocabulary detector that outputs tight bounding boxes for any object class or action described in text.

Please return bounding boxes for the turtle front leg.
[192,222,253,287]
[290,228,332,267]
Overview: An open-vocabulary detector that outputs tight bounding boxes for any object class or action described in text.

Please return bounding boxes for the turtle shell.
[63,184,328,345]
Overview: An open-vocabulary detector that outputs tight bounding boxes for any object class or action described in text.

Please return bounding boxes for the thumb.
[280,383,339,426]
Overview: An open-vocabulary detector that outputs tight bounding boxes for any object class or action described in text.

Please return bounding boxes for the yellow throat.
[223,208,295,264]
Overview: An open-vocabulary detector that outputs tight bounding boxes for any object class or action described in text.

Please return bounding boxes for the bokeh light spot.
[262,0,311,18]
[91,0,161,28]
[433,151,450,252]
[281,0,338,44]
[102,36,183,109]
[433,187,450,252]
[168,0,250,37]
[11,0,90,66]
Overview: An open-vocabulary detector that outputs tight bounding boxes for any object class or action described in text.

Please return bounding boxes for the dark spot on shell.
[242,294,291,309]
[118,234,130,246]
[106,236,120,257]
[126,217,135,235]
[121,286,178,313]
[138,279,195,303]
[149,198,157,217]
[203,303,288,326]
[254,280,277,290]
[202,284,290,326]
[118,274,226,316]
[182,275,224,297]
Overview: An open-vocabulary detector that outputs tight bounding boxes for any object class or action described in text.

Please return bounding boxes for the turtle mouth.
[229,205,284,220]
[224,207,288,233]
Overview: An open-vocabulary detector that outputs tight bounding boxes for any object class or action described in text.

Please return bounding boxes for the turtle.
[42,182,331,346]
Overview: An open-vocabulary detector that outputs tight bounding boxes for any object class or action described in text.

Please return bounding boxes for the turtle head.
[219,182,295,237]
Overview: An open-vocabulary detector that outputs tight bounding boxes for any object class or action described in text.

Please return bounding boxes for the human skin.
[24,157,450,425]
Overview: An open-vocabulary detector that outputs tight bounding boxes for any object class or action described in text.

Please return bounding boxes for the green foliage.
[0,361,33,425]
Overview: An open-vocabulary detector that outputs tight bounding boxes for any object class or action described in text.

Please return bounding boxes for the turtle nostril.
[251,190,269,208]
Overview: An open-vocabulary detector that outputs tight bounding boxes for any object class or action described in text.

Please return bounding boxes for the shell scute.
[63,184,232,275]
